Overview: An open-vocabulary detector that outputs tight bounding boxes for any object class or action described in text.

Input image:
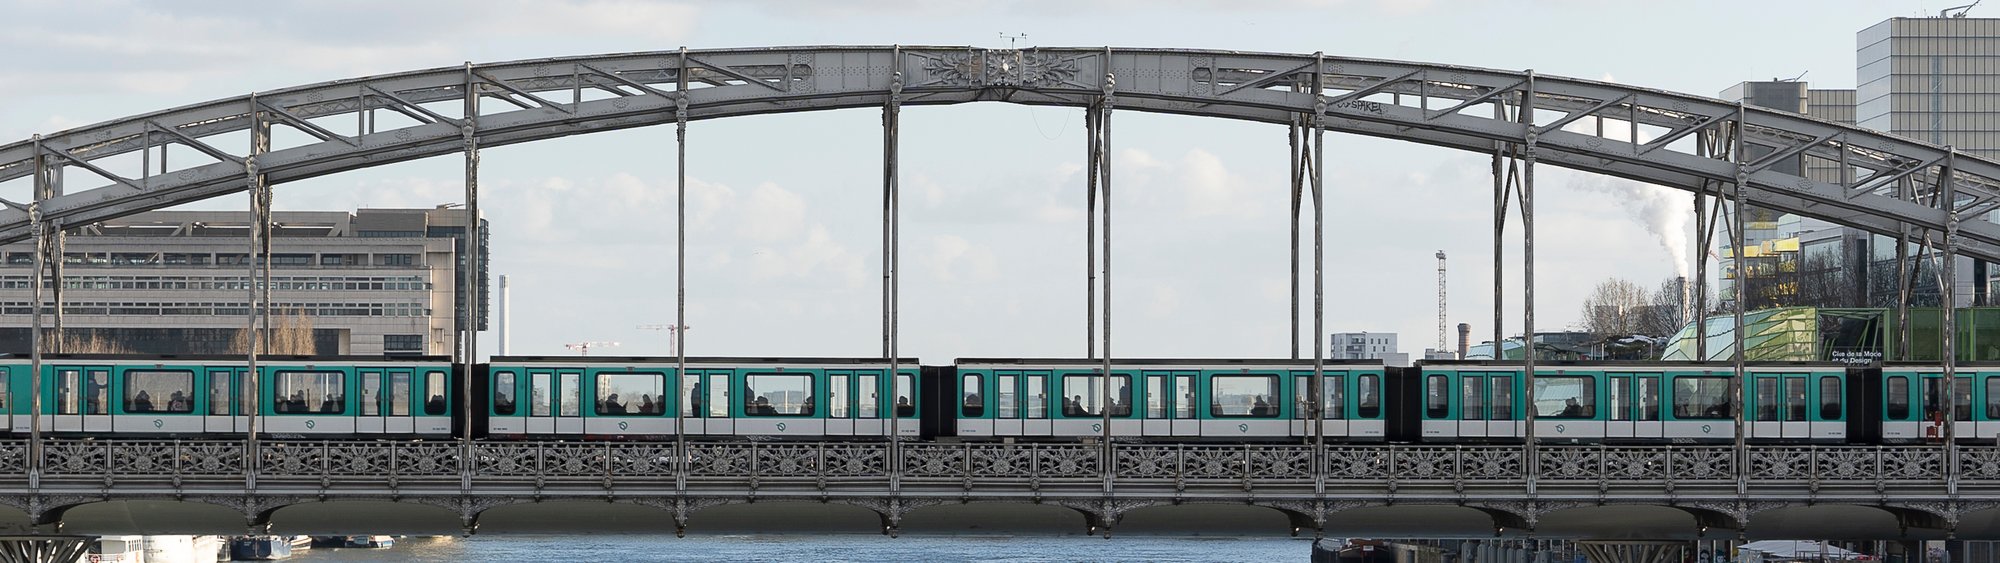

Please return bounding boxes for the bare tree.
[1636,276,1706,338]
[230,308,319,355]
[1579,278,1650,338]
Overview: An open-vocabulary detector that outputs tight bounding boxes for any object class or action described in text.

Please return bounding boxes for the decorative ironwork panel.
[609,443,677,478]
[1395,447,1459,481]
[1325,446,1391,480]
[326,443,391,476]
[900,444,963,479]
[0,441,24,475]
[260,441,328,477]
[1181,446,1245,480]
[394,442,463,476]
[756,443,822,477]
[967,444,1033,479]
[475,443,543,477]
[1248,445,1312,480]
[42,440,108,476]
[1538,447,1599,481]
[1813,447,1879,482]
[1669,447,1734,481]
[109,441,177,476]
[687,443,752,476]
[1881,447,1942,481]
[822,443,886,477]
[540,443,603,478]
[1035,444,1100,478]
[1114,445,1180,480]
[1598,447,1665,482]
[180,442,243,475]
[1460,446,1524,480]
[1961,447,2000,480]
[1750,447,1813,481]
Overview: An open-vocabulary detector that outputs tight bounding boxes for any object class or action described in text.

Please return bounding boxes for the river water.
[282,534,1314,562]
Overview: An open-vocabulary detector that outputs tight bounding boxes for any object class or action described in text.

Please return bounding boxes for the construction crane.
[564,341,619,356]
[1436,251,1447,354]
[636,324,691,356]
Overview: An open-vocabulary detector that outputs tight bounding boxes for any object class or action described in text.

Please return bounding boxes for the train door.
[417,369,451,435]
[385,369,416,434]
[1634,374,1664,438]
[1489,374,1518,440]
[992,371,1023,437]
[203,368,244,433]
[1321,373,1349,440]
[1171,371,1198,437]
[1606,375,1633,440]
[1813,374,1846,441]
[1920,374,1976,443]
[852,372,880,436]
[488,369,524,436]
[679,371,706,435]
[1983,375,2000,442]
[1458,373,1490,440]
[893,369,920,438]
[1147,371,1174,437]
[1420,372,1453,440]
[821,371,850,437]
[3,365,20,434]
[1353,372,1385,439]
[958,371,992,437]
[356,369,386,435]
[555,370,585,435]
[525,370,555,435]
[49,366,94,434]
[1023,372,1054,437]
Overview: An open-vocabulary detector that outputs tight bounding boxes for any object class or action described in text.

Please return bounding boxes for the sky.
[0,0,1956,361]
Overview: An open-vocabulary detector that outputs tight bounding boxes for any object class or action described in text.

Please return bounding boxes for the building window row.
[0,301,432,317]
[0,275,431,292]
[3,252,426,268]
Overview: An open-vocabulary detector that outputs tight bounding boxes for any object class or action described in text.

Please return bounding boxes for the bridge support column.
[0,536,92,563]
[1573,540,1683,563]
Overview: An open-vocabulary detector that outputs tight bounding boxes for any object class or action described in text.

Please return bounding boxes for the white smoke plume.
[1571,176,1692,279]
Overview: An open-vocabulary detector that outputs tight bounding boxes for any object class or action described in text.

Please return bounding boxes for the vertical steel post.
[1731,103,1749,496]
[1898,176,1916,360]
[460,62,481,489]
[1290,85,1305,360]
[1308,51,1328,494]
[1493,100,1507,357]
[1693,133,1711,361]
[1940,148,1959,495]
[46,164,62,354]
[27,134,45,489]
[885,48,905,489]
[1087,98,1099,359]
[245,94,270,489]
[1099,59,1117,490]
[675,47,691,493]
[1520,72,1539,493]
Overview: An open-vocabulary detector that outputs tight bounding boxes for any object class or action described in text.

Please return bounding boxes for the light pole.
[637,324,690,356]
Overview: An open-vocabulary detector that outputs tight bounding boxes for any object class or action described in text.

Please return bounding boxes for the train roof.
[0,353,449,362]
[952,357,1385,366]
[489,356,922,364]
[1415,359,1853,367]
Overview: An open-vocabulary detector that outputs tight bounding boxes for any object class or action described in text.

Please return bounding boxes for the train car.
[482,356,922,440]
[1879,363,2000,443]
[1402,361,1860,444]
[946,358,1388,442]
[0,355,453,438]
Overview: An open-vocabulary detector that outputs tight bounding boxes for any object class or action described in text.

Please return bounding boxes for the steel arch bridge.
[0,45,1991,259]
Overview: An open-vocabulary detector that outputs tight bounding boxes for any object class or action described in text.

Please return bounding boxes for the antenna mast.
[1436,250,1447,353]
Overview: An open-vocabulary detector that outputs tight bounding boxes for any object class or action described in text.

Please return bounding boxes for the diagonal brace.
[41,145,142,191]
[576,62,678,99]
[1431,79,1529,122]
[683,55,786,92]
[256,100,358,147]
[1323,69,1423,108]
[145,120,245,165]
[1744,129,1841,173]
[1636,112,1724,156]
[473,70,576,114]
[364,85,464,127]
[1533,93,1631,135]
[1215,60,1321,97]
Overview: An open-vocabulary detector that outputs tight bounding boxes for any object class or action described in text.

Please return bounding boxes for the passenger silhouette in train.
[603,394,626,414]
[963,391,984,417]
[132,390,154,413]
[638,395,655,415]
[425,394,446,415]
[799,395,815,416]
[688,389,702,416]
[494,390,516,415]
[752,396,776,415]
[1703,401,1730,418]
[167,391,189,413]
[1559,397,1583,418]
[320,394,340,413]
[895,396,914,417]
[1252,395,1272,417]
[289,391,308,413]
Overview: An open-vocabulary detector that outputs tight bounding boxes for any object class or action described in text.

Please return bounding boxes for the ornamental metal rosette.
[3,46,2000,262]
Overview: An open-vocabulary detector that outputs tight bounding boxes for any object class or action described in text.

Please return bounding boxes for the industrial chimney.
[498,274,511,356]
[1456,323,1471,360]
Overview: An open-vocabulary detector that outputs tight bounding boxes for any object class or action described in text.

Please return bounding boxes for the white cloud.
[735,182,808,242]
[924,234,999,283]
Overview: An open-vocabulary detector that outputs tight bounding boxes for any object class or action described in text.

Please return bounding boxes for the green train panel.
[1879,366,2000,443]
[0,356,451,437]
[952,358,1386,441]
[1415,362,1849,443]
[484,357,919,439]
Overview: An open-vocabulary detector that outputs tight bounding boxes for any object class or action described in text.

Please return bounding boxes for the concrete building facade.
[1330,332,1406,366]
[0,208,485,356]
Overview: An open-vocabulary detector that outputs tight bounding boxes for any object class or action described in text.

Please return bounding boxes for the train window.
[1325,375,1344,420]
[1533,376,1594,419]
[1028,374,1049,419]
[124,370,194,414]
[1357,375,1380,418]
[1462,376,1485,421]
[494,372,517,416]
[1425,375,1449,419]
[1175,374,1194,419]
[829,374,850,418]
[560,373,582,417]
[1061,374,1133,417]
[597,372,664,416]
[1784,377,1807,422]
[1637,378,1661,421]
[1607,376,1628,421]
[896,373,916,417]
[1152,374,1170,419]
[57,370,79,415]
[389,372,411,416]
[998,374,1018,418]
[1490,376,1512,420]
[683,373,701,417]
[275,371,345,415]
[1989,377,2000,419]
[745,374,814,417]
[857,374,879,419]
[1753,378,1779,422]
[706,373,728,418]
[1211,374,1280,418]
[1886,376,1910,420]
[962,374,985,417]
[1673,376,1731,419]
[1955,378,1974,421]
[1821,377,1842,420]
[424,371,448,416]
[530,373,552,417]
[360,373,381,416]
[209,372,231,416]
[86,369,109,413]
[1293,376,1312,420]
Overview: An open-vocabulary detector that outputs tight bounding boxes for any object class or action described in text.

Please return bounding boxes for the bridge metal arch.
[1,45,1997,260]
